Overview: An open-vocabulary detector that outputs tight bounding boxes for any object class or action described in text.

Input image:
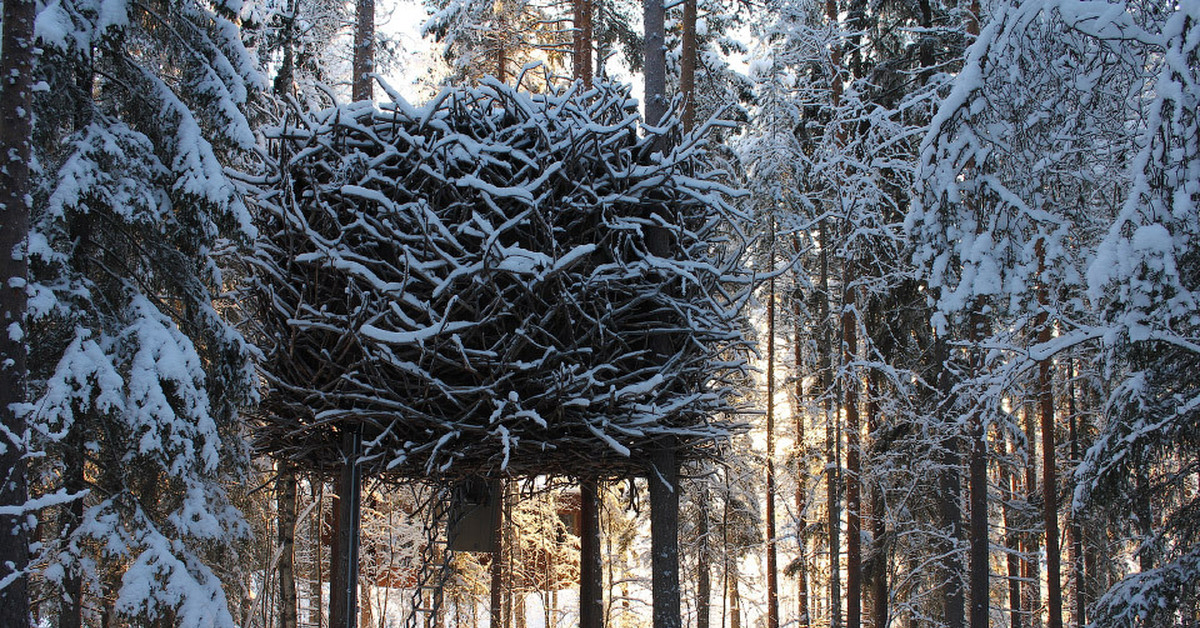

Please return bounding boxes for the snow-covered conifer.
[22,0,263,622]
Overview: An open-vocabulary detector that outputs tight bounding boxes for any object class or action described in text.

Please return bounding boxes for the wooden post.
[491,482,506,628]
[330,428,363,628]
[580,478,603,628]
[649,442,680,628]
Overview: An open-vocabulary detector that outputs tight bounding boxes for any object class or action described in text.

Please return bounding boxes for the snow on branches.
[252,78,751,479]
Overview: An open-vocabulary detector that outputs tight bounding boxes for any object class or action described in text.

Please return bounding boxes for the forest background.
[0,0,1197,624]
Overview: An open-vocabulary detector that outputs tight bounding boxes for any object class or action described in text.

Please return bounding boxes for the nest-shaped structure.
[251,79,750,479]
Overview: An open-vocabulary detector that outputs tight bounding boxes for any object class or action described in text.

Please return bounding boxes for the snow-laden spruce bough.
[252,77,752,481]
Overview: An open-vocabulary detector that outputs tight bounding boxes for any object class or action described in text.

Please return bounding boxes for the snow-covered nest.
[251,78,751,479]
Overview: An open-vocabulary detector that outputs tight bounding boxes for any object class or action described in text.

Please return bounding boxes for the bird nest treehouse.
[248,77,751,627]
[252,78,749,480]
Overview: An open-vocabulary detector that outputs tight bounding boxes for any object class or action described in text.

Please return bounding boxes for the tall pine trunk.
[697,487,711,628]
[968,309,990,628]
[935,336,965,628]
[278,462,299,628]
[1066,353,1085,628]
[866,372,887,628]
[1022,407,1042,628]
[572,0,593,87]
[820,220,841,628]
[1036,241,1063,628]
[766,274,780,628]
[642,2,679,625]
[1003,436,1023,628]
[0,0,35,620]
[680,0,697,131]
[844,275,861,628]
[352,0,374,100]
[792,248,810,628]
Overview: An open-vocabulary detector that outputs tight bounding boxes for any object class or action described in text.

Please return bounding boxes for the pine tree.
[23,0,262,621]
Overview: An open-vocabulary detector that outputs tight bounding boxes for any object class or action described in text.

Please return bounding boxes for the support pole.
[580,478,603,628]
[330,427,363,628]
[649,442,681,628]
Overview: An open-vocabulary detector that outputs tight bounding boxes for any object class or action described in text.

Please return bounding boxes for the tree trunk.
[279,462,299,628]
[274,0,300,95]
[968,311,989,628]
[0,0,35,620]
[845,277,861,628]
[680,0,697,132]
[352,0,374,100]
[649,442,681,628]
[934,335,965,628]
[1036,241,1063,628]
[331,428,363,628]
[1066,354,1085,628]
[1022,406,1042,628]
[580,478,603,628]
[867,372,887,628]
[820,220,842,628]
[642,0,667,128]
[793,238,810,628]
[697,486,711,628]
[59,428,85,628]
[1002,435,1023,628]
[642,4,678,624]
[359,577,373,628]
[727,561,741,628]
[572,0,593,87]
[766,274,780,628]
[315,483,326,628]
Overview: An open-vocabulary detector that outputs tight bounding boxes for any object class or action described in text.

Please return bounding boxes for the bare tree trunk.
[934,336,965,628]
[845,277,861,628]
[1036,241,1062,628]
[968,311,989,628]
[697,487,711,628]
[316,483,326,628]
[359,577,373,628]
[766,274,780,628]
[1066,354,1085,628]
[59,429,85,628]
[572,0,593,87]
[680,0,697,132]
[820,220,842,628]
[0,0,35,619]
[580,479,603,628]
[352,0,374,100]
[727,561,741,628]
[1023,407,1042,628]
[1003,435,1023,628]
[279,462,299,628]
[274,0,300,95]
[642,0,667,128]
[642,3,678,624]
[867,373,887,628]
[793,239,810,628]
